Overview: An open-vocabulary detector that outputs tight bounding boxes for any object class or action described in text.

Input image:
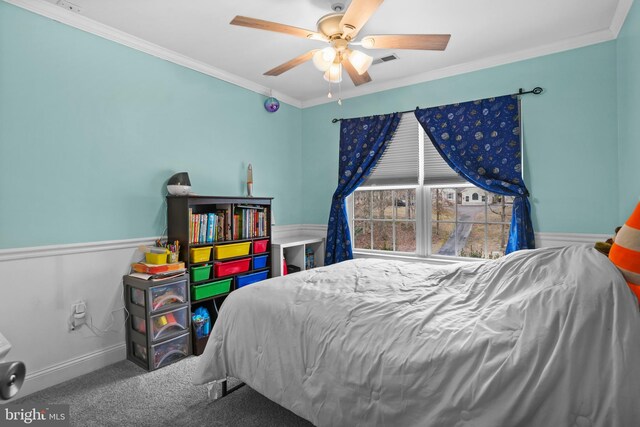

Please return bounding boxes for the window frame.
[350,184,421,256]
[349,182,512,262]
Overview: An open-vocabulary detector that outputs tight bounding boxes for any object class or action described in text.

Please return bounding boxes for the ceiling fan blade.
[264,50,318,76]
[339,0,384,39]
[342,58,372,86]
[230,16,326,41]
[361,34,451,50]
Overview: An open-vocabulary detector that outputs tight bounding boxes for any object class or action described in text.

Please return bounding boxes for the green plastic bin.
[190,265,212,282]
[191,278,232,301]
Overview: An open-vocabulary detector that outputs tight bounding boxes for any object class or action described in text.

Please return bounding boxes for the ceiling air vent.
[372,54,399,65]
[56,0,82,13]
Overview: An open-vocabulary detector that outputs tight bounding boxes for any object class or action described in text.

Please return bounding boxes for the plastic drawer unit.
[136,332,190,370]
[131,306,189,342]
[124,274,191,371]
[130,278,188,313]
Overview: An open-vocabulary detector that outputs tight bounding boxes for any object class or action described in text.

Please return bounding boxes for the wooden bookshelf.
[167,195,272,355]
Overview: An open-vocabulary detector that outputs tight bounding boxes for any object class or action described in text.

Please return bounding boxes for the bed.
[193,245,640,426]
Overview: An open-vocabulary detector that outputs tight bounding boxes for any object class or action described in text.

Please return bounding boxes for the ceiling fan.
[230,0,450,90]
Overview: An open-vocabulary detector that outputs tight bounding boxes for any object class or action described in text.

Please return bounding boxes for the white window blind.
[364,113,463,186]
[422,130,464,185]
[364,113,419,186]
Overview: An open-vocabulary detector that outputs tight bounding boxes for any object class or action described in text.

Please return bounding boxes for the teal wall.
[0,2,302,249]
[617,0,640,221]
[2,1,638,250]
[302,42,620,234]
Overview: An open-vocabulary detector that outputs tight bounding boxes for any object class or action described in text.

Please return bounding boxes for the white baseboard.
[3,343,126,403]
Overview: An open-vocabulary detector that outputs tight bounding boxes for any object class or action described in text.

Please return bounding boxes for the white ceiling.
[28,0,634,106]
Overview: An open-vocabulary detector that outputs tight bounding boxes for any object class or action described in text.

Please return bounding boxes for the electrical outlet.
[69,300,87,331]
[56,0,82,14]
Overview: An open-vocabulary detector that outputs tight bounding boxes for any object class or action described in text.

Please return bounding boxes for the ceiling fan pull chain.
[338,64,343,105]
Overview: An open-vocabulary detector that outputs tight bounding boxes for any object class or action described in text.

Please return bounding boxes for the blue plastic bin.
[236,271,268,288]
[253,255,269,269]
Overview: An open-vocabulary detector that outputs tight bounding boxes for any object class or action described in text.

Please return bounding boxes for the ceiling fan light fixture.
[348,50,373,75]
[312,47,337,71]
[361,37,375,49]
[323,63,342,83]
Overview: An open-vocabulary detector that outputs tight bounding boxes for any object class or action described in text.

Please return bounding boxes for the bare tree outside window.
[433,188,513,259]
[353,188,417,253]
[353,186,512,259]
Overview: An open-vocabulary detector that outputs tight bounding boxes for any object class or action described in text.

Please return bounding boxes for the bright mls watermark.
[1,405,69,426]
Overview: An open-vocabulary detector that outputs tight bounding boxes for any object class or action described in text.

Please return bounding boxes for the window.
[350,114,517,260]
[353,189,416,252]
[431,189,513,259]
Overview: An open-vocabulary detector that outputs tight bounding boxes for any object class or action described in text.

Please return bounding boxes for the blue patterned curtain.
[325,113,402,265]
[414,95,535,253]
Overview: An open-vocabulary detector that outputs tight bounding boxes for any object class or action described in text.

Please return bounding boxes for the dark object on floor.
[286,265,301,274]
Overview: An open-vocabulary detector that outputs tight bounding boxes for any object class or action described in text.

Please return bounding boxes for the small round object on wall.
[264,97,280,113]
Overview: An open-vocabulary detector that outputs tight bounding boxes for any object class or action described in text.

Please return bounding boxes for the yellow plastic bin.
[190,246,212,263]
[214,242,251,260]
[145,251,168,265]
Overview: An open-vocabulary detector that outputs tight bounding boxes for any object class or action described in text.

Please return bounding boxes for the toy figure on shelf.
[305,248,315,270]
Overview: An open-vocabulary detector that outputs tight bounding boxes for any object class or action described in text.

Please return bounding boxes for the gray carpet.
[13,357,313,427]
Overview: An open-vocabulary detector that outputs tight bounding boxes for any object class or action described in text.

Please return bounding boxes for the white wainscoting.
[0,238,152,402]
[534,232,610,248]
[0,226,327,400]
[0,226,607,400]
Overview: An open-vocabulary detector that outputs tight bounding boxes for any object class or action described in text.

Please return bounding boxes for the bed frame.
[217,378,245,399]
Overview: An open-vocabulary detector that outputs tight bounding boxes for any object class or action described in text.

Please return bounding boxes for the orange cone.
[609,202,640,302]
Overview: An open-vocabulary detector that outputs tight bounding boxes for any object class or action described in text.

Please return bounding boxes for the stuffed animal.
[594,226,621,255]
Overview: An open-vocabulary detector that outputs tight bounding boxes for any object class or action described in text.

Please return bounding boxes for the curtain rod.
[330,86,544,123]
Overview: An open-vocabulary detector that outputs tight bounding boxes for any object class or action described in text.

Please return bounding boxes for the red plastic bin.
[253,239,269,254]
[214,258,251,277]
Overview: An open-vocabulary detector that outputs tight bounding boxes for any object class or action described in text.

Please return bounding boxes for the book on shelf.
[233,206,269,239]
[188,208,193,245]
[207,212,215,243]
[189,212,221,244]
[188,204,268,244]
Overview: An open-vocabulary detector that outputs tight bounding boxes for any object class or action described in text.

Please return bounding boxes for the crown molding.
[610,0,635,37]
[2,0,303,108]
[4,0,633,110]
[301,27,617,108]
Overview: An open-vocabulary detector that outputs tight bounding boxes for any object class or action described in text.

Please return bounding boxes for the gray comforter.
[193,245,640,426]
